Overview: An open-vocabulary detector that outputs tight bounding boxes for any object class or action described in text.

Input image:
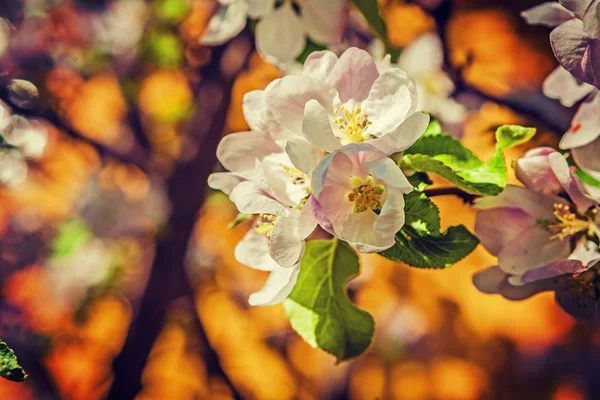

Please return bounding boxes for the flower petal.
[571,138,600,181]
[302,99,341,152]
[266,75,337,136]
[521,2,575,27]
[235,227,280,272]
[246,0,275,18]
[303,50,339,81]
[256,3,305,63]
[398,33,444,77]
[270,211,305,268]
[475,207,535,256]
[363,68,418,135]
[542,66,594,107]
[201,3,248,45]
[229,180,287,215]
[473,266,556,301]
[515,147,563,194]
[373,188,405,238]
[326,47,379,103]
[341,211,395,252]
[367,157,412,191]
[560,91,600,149]
[475,185,563,220]
[368,112,429,154]
[216,130,281,173]
[497,226,571,276]
[547,151,595,212]
[302,0,347,45]
[207,172,245,195]
[559,0,594,18]
[248,264,300,306]
[285,138,320,175]
[299,195,318,238]
[550,19,600,88]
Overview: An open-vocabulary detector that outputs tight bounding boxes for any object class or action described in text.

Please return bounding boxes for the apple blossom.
[265,47,430,155]
[311,143,413,253]
[201,0,348,64]
[521,0,600,89]
[371,34,466,128]
[474,148,600,317]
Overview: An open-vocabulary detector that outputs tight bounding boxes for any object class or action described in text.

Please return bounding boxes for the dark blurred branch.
[106,32,252,399]
[431,0,574,134]
[424,186,480,204]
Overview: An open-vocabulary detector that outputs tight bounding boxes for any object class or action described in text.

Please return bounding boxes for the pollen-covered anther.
[254,214,277,238]
[347,175,384,213]
[333,105,372,143]
[547,203,590,241]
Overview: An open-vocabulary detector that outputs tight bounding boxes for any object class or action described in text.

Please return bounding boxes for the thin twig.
[424,186,480,204]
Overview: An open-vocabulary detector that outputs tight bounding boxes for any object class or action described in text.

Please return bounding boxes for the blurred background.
[0,0,596,399]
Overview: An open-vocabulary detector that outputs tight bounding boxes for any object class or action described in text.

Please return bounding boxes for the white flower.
[264,47,429,155]
[311,143,412,252]
[201,0,348,64]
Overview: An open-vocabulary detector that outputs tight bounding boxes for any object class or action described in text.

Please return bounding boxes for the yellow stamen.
[547,203,590,241]
[333,105,372,144]
[347,175,384,213]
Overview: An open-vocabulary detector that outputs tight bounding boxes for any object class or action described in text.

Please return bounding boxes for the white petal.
[270,211,305,268]
[572,139,600,181]
[326,47,379,103]
[363,69,418,135]
[216,130,281,173]
[265,75,337,136]
[341,211,395,252]
[229,180,287,215]
[285,138,320,175]
[255,3,305,64]
[369,112,429,155]
[246,0,275,18]
[373,188,406,238]
[248,264,300,306]
[302,99,341,152]
[366,157,412,191]
[521,2,575,27]
[560,91,600,149]
[542,66,595,107]
[201,3,248,46]
[235,227,280,271]
[208,172,245,195]
[301,0,347,45]
[303,50,339,81]
[547,151,594,212]
[299,196,318,238]
[398,33,444,77]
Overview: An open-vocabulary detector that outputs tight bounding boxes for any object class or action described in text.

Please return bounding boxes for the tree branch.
[105,33,252,399]
[424,186,480,204]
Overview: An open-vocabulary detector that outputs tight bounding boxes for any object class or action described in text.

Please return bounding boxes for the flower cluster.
[473,147,600,318]
[523,0,600,181]
[209,47,429,305]
[202,0,348,64]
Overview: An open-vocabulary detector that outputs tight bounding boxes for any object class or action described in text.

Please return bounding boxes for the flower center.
[547,203,592,241]
[347,175,384,213]
[333,106,373,144]
[254,214,276,238]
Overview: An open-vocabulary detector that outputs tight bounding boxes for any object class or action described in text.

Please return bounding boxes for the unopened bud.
[8,79,39,110]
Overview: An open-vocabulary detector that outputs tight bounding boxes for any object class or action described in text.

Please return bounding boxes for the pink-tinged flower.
[522,0,600,89]
[265,47,430,155]
[311,143,412,252]
[474,148,600,318]
[201,0,348,64]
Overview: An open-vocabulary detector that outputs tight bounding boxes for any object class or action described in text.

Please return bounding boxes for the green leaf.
[407,172,432,191]
[401,125,536,195]
[0,340,26,382]
[423,118,442,136]
[379,191,479,268]
[575,168,600,188]
[284,239,374,362]
[227,213,254,229]
[351,0,400,62]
